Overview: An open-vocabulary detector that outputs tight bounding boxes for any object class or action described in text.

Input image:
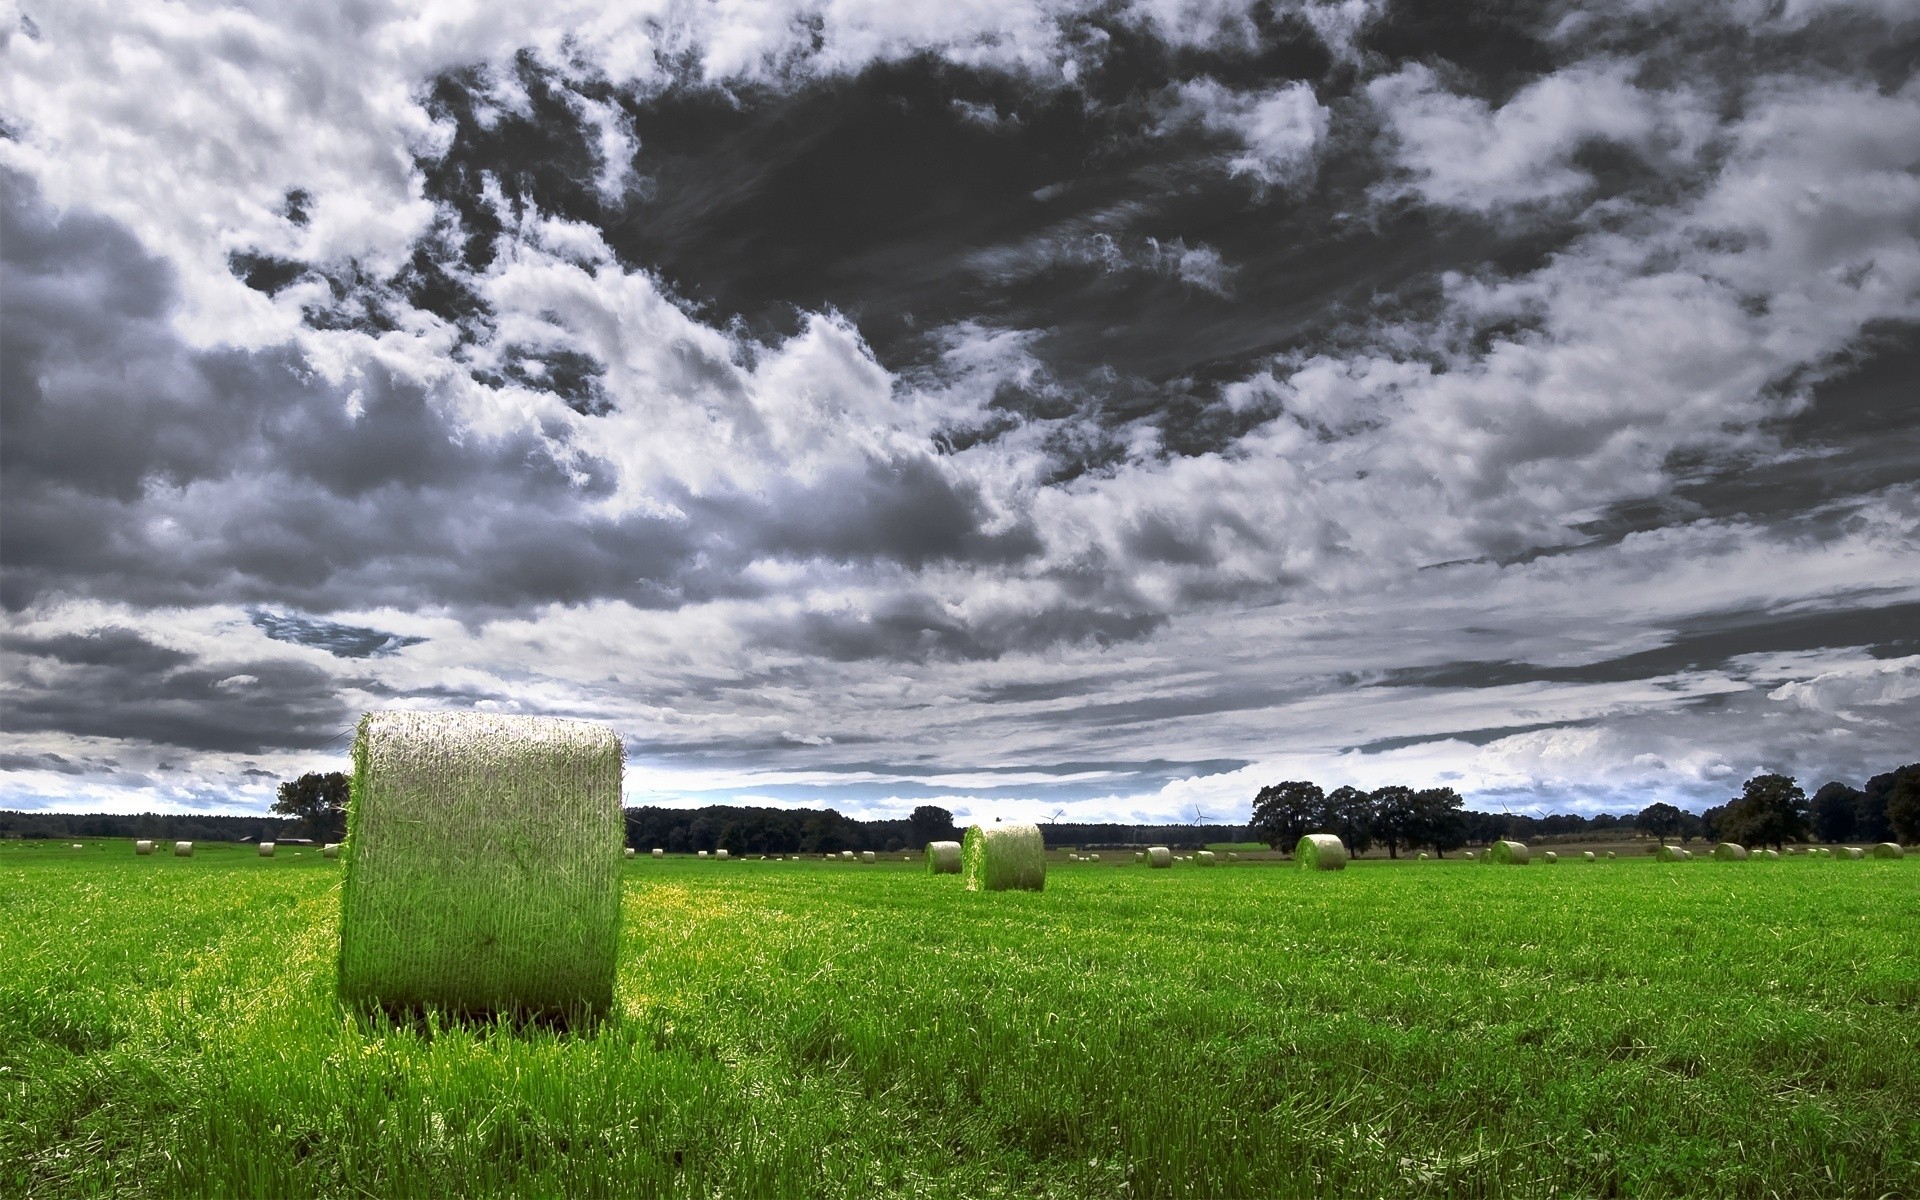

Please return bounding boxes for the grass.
[1,840,1916,1198]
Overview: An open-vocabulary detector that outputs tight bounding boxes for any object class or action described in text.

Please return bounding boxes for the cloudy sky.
[3,0,1917,825]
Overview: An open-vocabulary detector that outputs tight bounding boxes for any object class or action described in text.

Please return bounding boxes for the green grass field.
[2,840,1915,1198]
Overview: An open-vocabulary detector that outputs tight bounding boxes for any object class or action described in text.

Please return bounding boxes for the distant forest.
[4,758,1912,851]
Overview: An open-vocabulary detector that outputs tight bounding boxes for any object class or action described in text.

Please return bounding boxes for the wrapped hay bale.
[1146,846,1172,868]
[1713,842,1749,861]
[1583,851,1596,862]
[1195,850,1217,865]
[840,850,855,861]
[1871,842,1904,859]
[1542,851,1558,864]
[1486,839,1530,865]
[961,822,1045,892]
[652,848,664,858]
[174,841,195,857]
[1296,834,1348,871]
[1656,844,1685,862]
[134,840,154,855]
[322,843,341,858]
[860,851,876,864]
[1606,851,1616,859]
[1134,851,1145,862]
[1417,851,1428,861]
[259,842,276,858]
[698,850,709,858]
[1763,848,1780,859]
[1089,854,1100,861]
[336,711,623,1019]
[1845,846,1865,859]
[716,849,730,860]
[624,847,636,859]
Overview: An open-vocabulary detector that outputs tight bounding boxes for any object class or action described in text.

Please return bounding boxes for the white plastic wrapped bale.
[134,840,154,855]
[841,851,855,861]
[1583,851,1596,862]
[1606,851,1616,859]
[716,849,730,860]
[336,710,623,1020]
[174,841,194,857]
[652,848,665,858]
[1296,834,1348,871]
[1146,846,1172,869]
[1416,851,1428,860]
[1542,851,1557,864]
[259,842,276,858]
[624,847,636,859]
[860,851,876,863]
[322,843,341,859]
[961,822,1045,892]
[1195,850,1217,865]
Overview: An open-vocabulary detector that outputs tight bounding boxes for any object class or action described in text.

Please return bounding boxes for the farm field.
[2,841,1916,1198]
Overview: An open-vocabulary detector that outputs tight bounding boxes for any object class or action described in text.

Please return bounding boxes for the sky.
[2,0,1917,826]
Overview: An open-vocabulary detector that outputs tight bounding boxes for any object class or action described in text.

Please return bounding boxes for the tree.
[1406,787,1468,856]
[1318,786,1375,856]
[1859,767,1916,843]
[1250,781,1323,851]
[1809,781,1861,844]
[908,806,957,846]
[272,771,348,840]
[1634,802,1685,843]
[1720,773,1809,850]
[1887,766,1920,845]
[1367,786,1416,859]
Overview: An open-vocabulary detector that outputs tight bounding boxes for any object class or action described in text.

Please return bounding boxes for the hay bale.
[1845,846,1865,859]
[1582,851,1596,862]
[1713,842,1749,861]
[1417,851,1428,860]
[1195,850,1217,865]
[698,850,709,858]
[173,841,194,857]
[860,850,876,864]
[624,847,636,859]
[1606,851,1616,859]
[1089,853,1100,861]
[336,710,623,1019]
[1762,848,1780,859]
[1485,839,1530,865]
[1871,842,1904,859]
[71,843,84,849]
[322,843,341,858]
[1226,852,1239,862]
[134,840,154,856]
[259,842,277,858]
[1656,844,1685,862]
[1146,846,1172,868]
[1296,834,1348,871]
[1542,851,1558,864]
[840,850,855,861]
[652,848,664,858]
[716,849,730,860]
[961,822,1045,892]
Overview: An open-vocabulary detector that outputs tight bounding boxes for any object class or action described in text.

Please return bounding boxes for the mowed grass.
[1,842,1916,1198]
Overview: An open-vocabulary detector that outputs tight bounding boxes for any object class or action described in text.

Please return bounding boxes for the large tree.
[272,771,349,841]
[1367,786,1416,859]
[1634,802,1686,843]
[1250,781,1324,851]
[1874,764,1920,844]
[1858,767,1916,843]
[1809,781,1861,844]
[908,805,958,846]
[1406,786,1468,856]
[1720,773,1809,850]
[1318,785,1375,857]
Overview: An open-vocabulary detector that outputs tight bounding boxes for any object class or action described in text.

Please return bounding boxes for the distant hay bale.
[1226,852,1239,862]
[1296,834,1348,871]
[698,850,709,858]
[860,851,876,864]
[1845,846,1865,859]
[1656,844,1685,862]
[174,841,194,857]
[1713,842,1749,861]
[1417,851,1428,860]
[1606,851,1616,859]
[1089,853,1100,861]
[1871,842,1904,859]
[71,843,83,849]
[336,710,623,1020]
[1195,850,1217,865]
[134,840,154,855]
[1542,851,1558,864]
[840,850,855,861]
[1762,848,1780,859]
[322,843,341,858]
[259,842,276,858]
[961,822,1045,892]
[716,849,730,860]
[652,848,664,858]
[1582,851,1596,862]
[1146,846,1172,868]
[1484,839,1530,865]
[624,847,636,859]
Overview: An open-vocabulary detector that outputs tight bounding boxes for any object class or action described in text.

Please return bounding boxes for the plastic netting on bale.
[337,711,624,1022]
[926,840,962,874]
[1296,834,1348,870]
[961,822,1045,892]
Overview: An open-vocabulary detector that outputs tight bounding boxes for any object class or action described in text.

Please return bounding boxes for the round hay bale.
[1417,851,1428,860]
[336,710,623,1020]
[1542,851,1558,864]
[651,848,664,858]
[1296,834,1348,871]
[860,850,876,864]
[322,843,341,859]
[1606,851,1616,859]
[624,847,636,859]
[1656,844,1685,862]
[961,822,1045,892]
[1195,850,1217,865]
[1713,842,1749,861]
[72,843,84,849]
[1582,851,1596,862]
[716,849,730,860]
[1870,842,1904,859]
[258,842,276,858]
[1089,853,1100,861]
[1226,852,1239,862]
[1845,846,1865,859]
[840,850,855,861]
[1486,839,1530,865]
[1146,846,1172,868]
[1762,848,1780,859]
[134,840,154,855]
[173,841,194,857]
[697,850,709,858]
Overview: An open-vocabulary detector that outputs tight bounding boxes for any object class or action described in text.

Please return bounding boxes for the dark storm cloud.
[249,611,427,659]
[0,168,1023,625]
